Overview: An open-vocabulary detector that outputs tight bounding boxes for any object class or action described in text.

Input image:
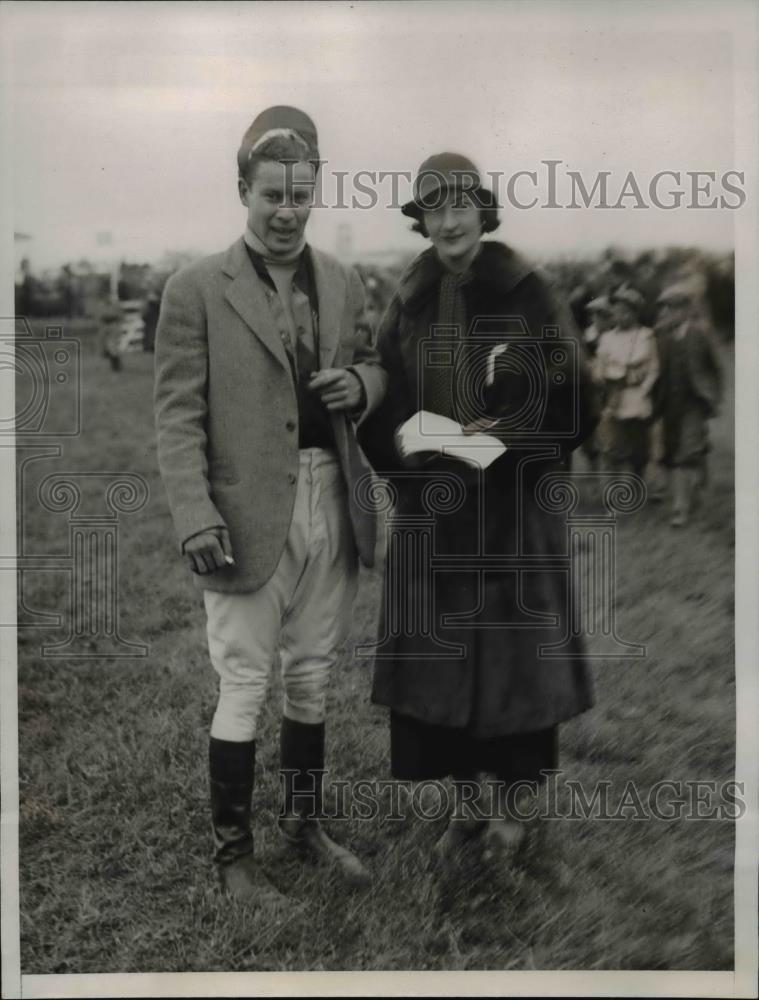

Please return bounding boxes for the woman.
[594,285,659,479]
[359,153,599,865]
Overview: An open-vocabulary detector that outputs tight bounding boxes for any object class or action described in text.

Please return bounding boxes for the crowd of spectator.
[15,245,734,340]
[15,243,732,528]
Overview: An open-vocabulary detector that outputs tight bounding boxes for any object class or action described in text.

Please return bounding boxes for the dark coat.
[653,319,723,419]
[359,241,600,738]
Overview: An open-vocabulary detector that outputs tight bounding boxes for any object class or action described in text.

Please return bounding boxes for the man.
[653,279,723,527]
[154,106,386,903]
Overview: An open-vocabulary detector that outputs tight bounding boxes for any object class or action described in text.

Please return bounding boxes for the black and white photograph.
[1,1,757,996]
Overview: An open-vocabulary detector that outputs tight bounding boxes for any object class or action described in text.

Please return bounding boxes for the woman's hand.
[461,416,500,436]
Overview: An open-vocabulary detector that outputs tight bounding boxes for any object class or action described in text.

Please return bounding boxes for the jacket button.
[288,472,297,485]
[286,419,296,431]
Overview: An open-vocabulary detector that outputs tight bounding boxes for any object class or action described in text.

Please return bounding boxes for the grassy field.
[16,319,735,973]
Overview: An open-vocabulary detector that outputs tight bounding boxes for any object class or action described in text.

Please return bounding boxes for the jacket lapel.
[222,238,291,372]
[310,248,345,368]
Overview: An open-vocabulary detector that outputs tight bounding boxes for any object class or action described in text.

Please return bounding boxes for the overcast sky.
[5,0,747,270]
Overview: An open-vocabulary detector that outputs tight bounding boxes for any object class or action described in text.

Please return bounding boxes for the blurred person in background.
[360,152,598,874]
[580,294,613,475]
[58,264,80,319]
[142,287,161,353]
[15,257,33,316]
[154,105,386,905]
[594,284,659,480]
[583,294,612,358]
[568,281,590,333]
[99,302,124,372]
[653,280,723,527]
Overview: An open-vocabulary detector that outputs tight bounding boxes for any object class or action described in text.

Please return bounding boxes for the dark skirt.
[390,709,557,783]
[371,454,593,744]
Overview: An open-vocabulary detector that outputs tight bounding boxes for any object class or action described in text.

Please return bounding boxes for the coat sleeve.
[637,329,660,398]
[702,325,724,410]
[153,268,227,553]
[485,270,601,456]
[651,330,667,418]
[356,292,415,474]
[344,266,388,424]
[543,276,601,453]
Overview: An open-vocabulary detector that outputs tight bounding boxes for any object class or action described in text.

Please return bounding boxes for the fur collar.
[397,240,534,311]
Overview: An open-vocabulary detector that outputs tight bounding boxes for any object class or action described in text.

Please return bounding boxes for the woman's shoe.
[279,816,371,888]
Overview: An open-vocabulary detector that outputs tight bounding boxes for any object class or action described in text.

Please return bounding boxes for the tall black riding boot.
[209,736,285,904]
[279,717,370,887]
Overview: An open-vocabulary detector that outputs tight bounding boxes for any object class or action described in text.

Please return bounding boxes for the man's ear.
[237,175,249,207]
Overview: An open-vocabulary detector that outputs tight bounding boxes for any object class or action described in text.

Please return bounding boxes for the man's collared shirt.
[244,240,337,450]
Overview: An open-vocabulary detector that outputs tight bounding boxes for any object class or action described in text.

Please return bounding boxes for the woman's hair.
[410,205,501,238]
[240,129,320,184]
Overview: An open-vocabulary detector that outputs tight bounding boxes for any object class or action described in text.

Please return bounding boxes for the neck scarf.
[244,226,306,266]
[425,269,473,420]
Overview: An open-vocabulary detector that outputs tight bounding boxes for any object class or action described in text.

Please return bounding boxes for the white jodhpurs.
[204,448,359,742]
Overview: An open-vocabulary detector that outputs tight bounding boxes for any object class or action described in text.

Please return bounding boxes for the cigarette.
[224,556,235,565]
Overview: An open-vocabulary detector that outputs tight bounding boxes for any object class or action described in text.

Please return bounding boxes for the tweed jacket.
[154,237,387,593]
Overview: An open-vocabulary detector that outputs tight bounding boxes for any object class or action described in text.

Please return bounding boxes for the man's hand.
[184,527,234,575]
[308,368,364,412]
